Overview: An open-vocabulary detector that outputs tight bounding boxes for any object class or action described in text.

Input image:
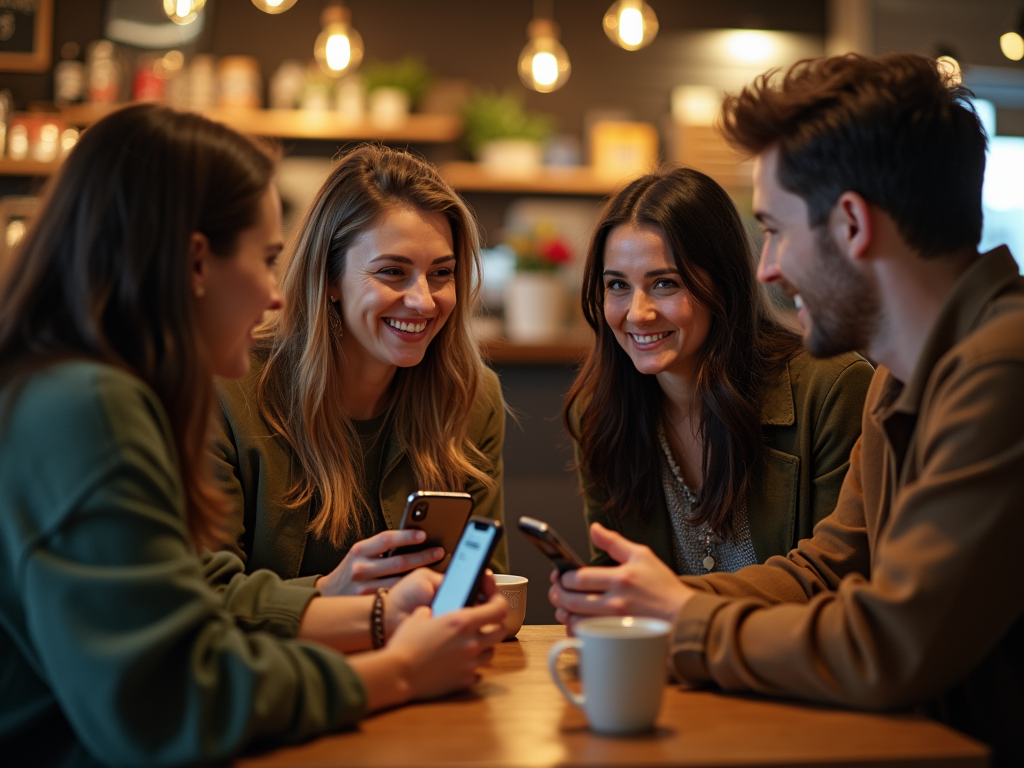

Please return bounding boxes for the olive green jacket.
[0,362,366,766]
[581,349,874,569]
[211,361,508,581]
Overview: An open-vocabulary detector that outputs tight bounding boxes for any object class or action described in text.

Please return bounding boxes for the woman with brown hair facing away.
[212,144,507,595]
[563,167,872,575]
[0,105,505,766]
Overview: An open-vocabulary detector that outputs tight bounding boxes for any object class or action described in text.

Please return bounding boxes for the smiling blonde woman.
[211,145,507,595]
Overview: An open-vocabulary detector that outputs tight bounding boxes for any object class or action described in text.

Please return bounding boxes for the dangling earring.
[194,285,205,298]
[328,296,344,338]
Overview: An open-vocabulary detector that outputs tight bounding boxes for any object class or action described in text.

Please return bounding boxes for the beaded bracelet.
[371,587,388,649]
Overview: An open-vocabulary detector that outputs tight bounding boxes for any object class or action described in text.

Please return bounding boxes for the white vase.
[504,271,565,343]
[478,139,543,179]
[368,87,410,129]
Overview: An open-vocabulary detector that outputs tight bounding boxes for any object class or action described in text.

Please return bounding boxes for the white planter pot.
[478,139,543,179]
[335,76,366,125]
[504,271,565,343]
[368,87,410,129]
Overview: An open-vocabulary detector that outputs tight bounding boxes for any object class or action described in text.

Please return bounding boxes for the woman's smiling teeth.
[385,317,428,334]
[631,331,671,344]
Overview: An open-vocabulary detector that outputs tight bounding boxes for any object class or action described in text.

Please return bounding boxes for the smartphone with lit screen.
[518,516,587,574]
[431,517,503,617]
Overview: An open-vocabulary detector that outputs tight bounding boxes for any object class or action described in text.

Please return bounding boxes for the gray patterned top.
[658,423,757,575]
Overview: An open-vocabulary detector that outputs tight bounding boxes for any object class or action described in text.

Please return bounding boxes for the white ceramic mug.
[548,616,671,735]
[494,574,528,639]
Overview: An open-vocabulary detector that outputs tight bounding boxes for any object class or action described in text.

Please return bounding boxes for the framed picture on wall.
[0,0,53,73]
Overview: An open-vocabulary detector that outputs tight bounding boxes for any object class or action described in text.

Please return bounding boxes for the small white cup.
[494,574,528,639]
[548,616,671,735]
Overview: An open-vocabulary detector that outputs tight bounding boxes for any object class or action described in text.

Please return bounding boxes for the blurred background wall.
[2,0,1022,623]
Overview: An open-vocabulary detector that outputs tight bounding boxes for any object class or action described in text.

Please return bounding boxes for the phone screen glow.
[431,521,497,616]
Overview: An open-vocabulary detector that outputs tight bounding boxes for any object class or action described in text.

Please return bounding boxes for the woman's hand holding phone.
[383,567,443,636]
[348,580,507,712]
[315,529,445,596]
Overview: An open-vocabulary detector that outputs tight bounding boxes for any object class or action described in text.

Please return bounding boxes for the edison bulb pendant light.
[252,0,298,13]
[314,4,364,78]
[1002,31,1024,61]
[164,0,206,25]
[603,0,658,51]
[935,55,962,85]
[518,19,571,93]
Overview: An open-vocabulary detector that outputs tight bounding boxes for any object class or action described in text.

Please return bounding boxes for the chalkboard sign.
[0,0,52,73]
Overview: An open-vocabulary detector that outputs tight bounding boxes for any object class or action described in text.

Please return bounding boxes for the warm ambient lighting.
[251,0,298,13]
[518,18,571,93]
[1001,31,1024,61]
[603,0,659,51]
[725,30,775,64]
[163,0,205,25]
[314,4,364,78]
[936,55,962,85]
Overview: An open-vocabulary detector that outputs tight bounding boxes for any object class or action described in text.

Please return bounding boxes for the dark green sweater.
[0,362,367,767]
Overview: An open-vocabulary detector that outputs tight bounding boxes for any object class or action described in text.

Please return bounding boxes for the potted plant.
[503,225,572,343]
[361,56,431,128]
[461,90,553,177]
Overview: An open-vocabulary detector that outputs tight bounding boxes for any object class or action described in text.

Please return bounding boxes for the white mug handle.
[548,638,585,708]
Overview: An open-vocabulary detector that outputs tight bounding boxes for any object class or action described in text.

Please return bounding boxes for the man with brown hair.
[550,53,1024,764]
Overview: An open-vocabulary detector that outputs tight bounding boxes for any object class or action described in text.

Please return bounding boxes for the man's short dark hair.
[720,53,987,257]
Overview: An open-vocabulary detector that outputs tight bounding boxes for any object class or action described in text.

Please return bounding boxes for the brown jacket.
[669,247,1024,765]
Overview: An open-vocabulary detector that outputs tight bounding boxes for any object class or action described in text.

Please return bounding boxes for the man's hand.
[548,522,694,629]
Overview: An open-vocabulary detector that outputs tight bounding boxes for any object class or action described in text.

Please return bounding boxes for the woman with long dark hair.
[0,105,504,766]
[562,167,872,577]
[212,145,506,595]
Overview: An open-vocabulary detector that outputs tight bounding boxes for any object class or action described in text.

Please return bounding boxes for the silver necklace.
[657,423,716,572]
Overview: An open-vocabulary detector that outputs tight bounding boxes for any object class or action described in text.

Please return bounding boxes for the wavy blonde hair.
[257,145,495,545]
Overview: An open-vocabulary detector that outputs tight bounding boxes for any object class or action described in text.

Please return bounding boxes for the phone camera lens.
[411,502,428,522]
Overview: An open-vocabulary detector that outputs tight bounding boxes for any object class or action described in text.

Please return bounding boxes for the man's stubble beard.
[803,227,880,359]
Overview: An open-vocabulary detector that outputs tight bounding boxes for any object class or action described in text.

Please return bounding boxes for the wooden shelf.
[60,104,463,143]
[481,338,589,366]
[0,158,59,176]
[440,162,621,196]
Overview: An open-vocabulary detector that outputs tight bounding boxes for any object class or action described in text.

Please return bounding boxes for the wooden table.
[237,625,988,767]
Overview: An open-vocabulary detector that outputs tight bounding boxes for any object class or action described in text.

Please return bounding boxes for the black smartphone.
[518,516,587,574]
[431,517,504,617]
[389,491,474,573]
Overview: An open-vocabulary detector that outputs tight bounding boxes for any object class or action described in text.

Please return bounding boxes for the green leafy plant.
[461,90,554,156]
[361,57,431,105]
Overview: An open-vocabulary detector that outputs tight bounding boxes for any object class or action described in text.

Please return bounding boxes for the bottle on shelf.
[86,40,122,105]
[54,42,85,108]
[218,56,262,110]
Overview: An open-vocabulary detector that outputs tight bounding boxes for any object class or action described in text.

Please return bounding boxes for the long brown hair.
[564,167,801,537]
[257,144,495,546]
[0,104,276,548]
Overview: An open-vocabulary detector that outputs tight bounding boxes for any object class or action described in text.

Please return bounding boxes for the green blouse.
[0,361,366,765]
